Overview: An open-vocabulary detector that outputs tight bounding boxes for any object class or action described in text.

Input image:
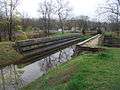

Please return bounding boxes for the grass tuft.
[0,42,22,67]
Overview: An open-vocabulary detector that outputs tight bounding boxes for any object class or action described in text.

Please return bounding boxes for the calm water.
[21,46,75,85]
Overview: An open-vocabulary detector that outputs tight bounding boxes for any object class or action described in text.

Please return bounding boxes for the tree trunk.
[8,0,13,41]
[82,29,85,35]
[8,20,13,41]
[58,14,64,34]
[0,33,2,42]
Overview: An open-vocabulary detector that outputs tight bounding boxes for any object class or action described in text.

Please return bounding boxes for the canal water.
[21,46,75,85]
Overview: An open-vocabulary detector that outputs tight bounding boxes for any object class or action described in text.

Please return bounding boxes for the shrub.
[15,31,28,41]
[97,52,113,60]
[104,32,113,37]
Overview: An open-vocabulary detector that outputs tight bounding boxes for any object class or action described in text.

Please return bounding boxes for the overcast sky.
[19,0,105,19]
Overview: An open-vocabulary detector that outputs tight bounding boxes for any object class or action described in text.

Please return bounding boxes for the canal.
[21,46,75,86]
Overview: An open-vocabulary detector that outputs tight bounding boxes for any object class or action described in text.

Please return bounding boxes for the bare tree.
[77,15,89,35]
[0,0,20,41]
[55,0,72,34]
[98,0,120,36]
[0,0,6,41]
[38,0,55,36]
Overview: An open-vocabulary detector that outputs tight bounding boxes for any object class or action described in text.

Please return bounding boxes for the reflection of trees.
[39,47,75,73]
[0,65,24,90]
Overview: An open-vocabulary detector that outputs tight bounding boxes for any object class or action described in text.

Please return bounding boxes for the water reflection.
[21,46,75,85]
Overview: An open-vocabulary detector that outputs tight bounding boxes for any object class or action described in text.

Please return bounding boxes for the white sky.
[19,0,105,19]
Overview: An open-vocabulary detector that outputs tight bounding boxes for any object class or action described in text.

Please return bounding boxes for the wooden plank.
[14,37,83,64]
[23,37,81,56]
[14,34,81,55]
[15,34,80,47]
[19,36,79,54]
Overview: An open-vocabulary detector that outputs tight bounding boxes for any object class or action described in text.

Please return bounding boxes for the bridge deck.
[14,34,86,64]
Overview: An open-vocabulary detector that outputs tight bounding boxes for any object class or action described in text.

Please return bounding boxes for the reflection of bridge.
[0,34,102,90]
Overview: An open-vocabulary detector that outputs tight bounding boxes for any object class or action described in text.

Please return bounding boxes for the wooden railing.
[74,34,103,55]
[76,34,102,47]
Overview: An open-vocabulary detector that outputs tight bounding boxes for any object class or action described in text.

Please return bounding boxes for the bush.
[104,32,113,37]
[15,25,23,32]
[97,52,113,60]
[15,31,28,41]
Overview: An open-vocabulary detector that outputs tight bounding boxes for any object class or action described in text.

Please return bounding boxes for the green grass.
[104,31,120,38]
[0,42,22,67]
[22,47,120,90]
[51,32,91,42]
[51,32,75,37]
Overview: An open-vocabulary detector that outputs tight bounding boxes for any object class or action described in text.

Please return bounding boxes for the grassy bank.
[22,47,120,90]
[0,42,22,68]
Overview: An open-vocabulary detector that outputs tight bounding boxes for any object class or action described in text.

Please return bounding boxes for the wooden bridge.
[13,34,86,65]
